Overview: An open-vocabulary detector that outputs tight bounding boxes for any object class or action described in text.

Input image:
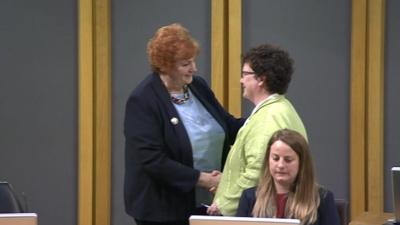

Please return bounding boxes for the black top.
[236,187,340,225]
[124,73,244,222]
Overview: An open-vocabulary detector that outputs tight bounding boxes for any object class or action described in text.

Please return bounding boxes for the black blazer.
[236,187,340,225]
[124,73,244,222]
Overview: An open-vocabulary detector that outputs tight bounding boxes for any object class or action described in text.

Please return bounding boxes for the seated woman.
[236,129,340,225]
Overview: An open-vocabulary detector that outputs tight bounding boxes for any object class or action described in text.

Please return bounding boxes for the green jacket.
[213,94,307,216]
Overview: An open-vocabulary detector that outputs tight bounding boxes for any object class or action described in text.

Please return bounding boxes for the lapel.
[189,79,228,134]
[244,95,284,127]
[149,73,193,157]
[252,94,284,115]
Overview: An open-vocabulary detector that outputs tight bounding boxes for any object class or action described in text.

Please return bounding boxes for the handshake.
[197,170,221,194]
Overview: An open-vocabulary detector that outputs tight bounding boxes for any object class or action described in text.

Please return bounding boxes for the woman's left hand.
[206,202,221,216]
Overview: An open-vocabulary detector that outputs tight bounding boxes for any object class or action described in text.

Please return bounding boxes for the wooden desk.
[0,213,37,225]
[350,212,394,225]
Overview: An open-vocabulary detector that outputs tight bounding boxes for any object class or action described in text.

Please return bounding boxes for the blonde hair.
[147,23,199,74]
[252,129,320,225]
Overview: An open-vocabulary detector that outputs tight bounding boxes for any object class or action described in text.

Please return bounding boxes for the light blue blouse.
[172,89,225,206]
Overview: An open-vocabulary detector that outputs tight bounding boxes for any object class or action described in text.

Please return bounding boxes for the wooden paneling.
[79,0,111,225]
[78,0,94,224]
[350,0,367,219]
[350,0,386,219]
[227,0,242,117]
[366,0,385,213]
[211,0,242,117]
[211,0,228,106]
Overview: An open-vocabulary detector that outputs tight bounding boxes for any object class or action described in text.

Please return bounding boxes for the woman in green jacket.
[207,44,307,216]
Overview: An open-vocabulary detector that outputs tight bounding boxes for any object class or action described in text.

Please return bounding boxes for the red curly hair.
[147,23,200,74]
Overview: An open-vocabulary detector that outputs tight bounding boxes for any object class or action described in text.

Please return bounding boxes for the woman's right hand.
[197,171,221,190]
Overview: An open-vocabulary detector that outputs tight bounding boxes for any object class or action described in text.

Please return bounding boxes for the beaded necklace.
[170,86,190,105]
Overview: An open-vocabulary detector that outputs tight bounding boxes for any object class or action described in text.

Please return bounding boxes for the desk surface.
[350,212,394,225]
[0,213,37,225]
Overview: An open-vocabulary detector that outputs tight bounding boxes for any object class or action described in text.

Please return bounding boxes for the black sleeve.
[236,188,256,217]
[317,189,340,225]
[225,113,246,146]
[124,94,199,192]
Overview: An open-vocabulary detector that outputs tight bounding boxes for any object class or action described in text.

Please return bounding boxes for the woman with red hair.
[124,23,243,225]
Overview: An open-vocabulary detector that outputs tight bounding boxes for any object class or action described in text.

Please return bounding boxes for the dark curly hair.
[242,44,294,94]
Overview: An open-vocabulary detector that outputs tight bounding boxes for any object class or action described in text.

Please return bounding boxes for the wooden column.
[211,0,242,117]
[366,0,385,213]
[79,0,111,225]
[350,0,385,219]
[227,0,242,117]
[211,0,228,107]
[350,0,367,219]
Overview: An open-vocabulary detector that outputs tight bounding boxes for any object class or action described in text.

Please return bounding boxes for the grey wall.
[0,1,77,225]
[384,0,400,212]
[111,1,211,224]
[0,0,396,224]
[242,0,350,201]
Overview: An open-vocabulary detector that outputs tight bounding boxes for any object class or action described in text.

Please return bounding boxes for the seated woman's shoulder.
[243,186,257,196]
[318,186,334,199]
[246,186,257,192]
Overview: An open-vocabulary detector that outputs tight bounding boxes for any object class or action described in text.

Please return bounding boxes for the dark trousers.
[134,206,207,225]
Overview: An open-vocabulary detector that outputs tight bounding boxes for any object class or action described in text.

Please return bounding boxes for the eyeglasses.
[241,71,256,77]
